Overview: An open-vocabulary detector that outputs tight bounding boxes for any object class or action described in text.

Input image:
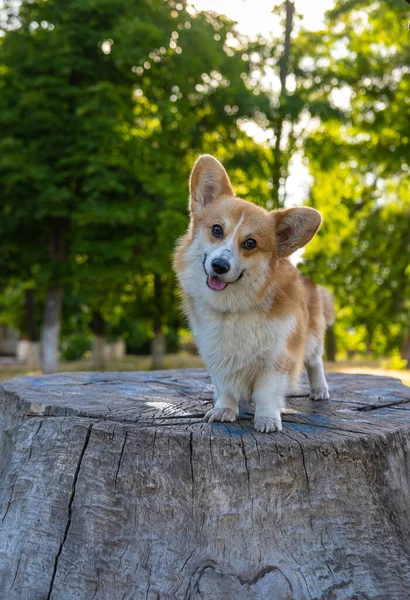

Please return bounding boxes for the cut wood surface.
[1,369,410,600]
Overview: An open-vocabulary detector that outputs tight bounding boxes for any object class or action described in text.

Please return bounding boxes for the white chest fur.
[191,304,295,379]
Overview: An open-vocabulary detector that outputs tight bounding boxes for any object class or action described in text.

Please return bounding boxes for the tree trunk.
[26,341,41,370]
[41,287,63,374]
[24,289,37,341]
[365,324,373,355]
[325,324,337,362]
[401,324,410,368]
[1,370,410,599]
[151,274,165,370]
[40,217,69,374]
[92,311,106,371]
[23,289,41,369]
[271,0,295,208]
[151,329,165,370]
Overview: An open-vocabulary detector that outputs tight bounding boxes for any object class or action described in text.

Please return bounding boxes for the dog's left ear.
[274,207,322,258]
[189,155,234,214]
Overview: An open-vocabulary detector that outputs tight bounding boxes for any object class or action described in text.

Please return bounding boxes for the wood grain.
[1,370,410,599]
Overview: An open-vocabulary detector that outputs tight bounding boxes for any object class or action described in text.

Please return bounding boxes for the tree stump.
[1,370,410,600]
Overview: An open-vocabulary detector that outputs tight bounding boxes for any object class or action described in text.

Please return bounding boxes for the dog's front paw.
[254,414,282,433]
[205,407,238,423]
[310,387,330,401]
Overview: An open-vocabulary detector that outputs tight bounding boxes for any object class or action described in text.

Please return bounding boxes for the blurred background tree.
[300,0,410,366]
[0,0,270,371]
[0,0,408,373]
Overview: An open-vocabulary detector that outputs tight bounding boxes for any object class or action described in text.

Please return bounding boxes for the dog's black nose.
[212,258,230,275]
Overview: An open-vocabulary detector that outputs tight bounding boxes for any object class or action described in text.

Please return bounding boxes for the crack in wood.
[10,555,21,591]
[184,561,293,599]
[280,430,311,494]
[114,431,128,492]
[188,432,195,515]
[313,579,353,599]
[179,548,198,574]
[239,435,254,524]
[151,427,158,460]
[238,564,292,588]
[356,398,410,412]
[46,423,93,600]
[1,420,42,527]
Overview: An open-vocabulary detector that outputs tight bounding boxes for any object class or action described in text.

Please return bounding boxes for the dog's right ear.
[189,155,234,214]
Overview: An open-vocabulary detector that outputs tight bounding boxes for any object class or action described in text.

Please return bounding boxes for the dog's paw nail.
[310,387,330,401]
[254,415,282,433]
[205,408,237,423]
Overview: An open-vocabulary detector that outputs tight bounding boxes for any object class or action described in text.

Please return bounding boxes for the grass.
[0,352,205,382]
[0,352,409,387]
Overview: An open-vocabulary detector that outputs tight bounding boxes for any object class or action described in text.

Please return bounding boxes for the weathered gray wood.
[1,370,410,600]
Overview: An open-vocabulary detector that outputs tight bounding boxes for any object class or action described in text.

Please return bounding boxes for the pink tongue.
[208,275,228,291]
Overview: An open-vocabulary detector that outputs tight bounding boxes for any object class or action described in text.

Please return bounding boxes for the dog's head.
[175,155,322,313]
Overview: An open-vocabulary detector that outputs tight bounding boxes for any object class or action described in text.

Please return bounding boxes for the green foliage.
[0,282,27,332]
[61,333,92,362]
[301,0,410,360]
[0,0,271,354]
[0,0,408,365]
[381,351,408,372]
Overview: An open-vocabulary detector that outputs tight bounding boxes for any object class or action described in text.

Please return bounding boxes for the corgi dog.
[173,155,334,433]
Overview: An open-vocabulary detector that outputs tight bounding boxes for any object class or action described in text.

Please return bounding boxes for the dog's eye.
[243,238,257,250]
[211,224,224,238]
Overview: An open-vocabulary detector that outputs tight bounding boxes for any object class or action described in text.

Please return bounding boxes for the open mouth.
[202,254,244,292]
[207,275,228,291]
[206,271,244,292]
